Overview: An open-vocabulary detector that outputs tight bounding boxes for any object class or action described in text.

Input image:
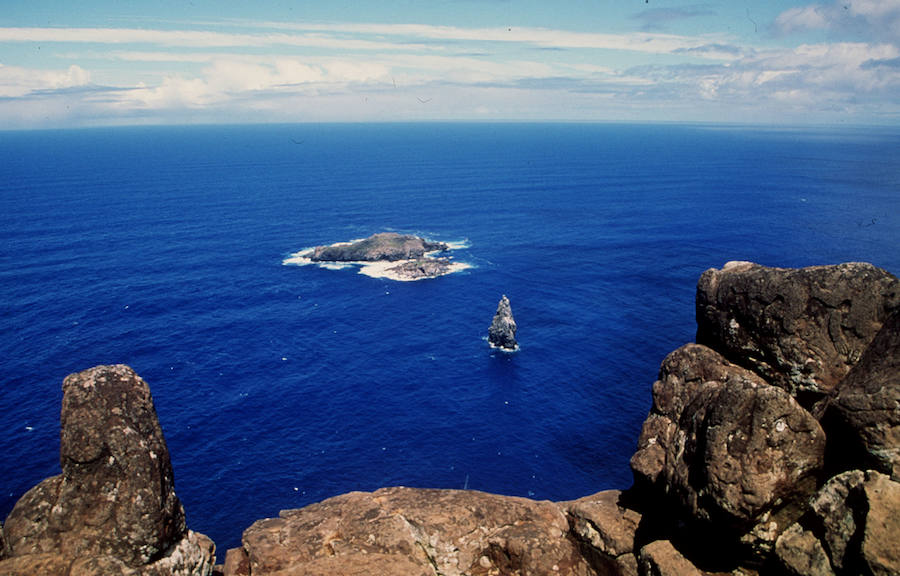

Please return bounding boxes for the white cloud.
[0,23,737,59]
[775,0,900,39]
[775,5,832,33]
[0,63,90,97]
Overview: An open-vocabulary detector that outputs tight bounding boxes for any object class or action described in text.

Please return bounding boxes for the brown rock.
[638,540,703,576]
[775,470,900,576]
[696,261,898,410]
[827,311,900,479]
[861,472,900,576]
[1,365,213,575]
[774,523,835,576]
[566,490,642,575]
[631,344,825,534]
[239,486,592,576]
[0,552,75,575]
[1,521,6,560]
[223,547,250,576]
[631,344,765,489]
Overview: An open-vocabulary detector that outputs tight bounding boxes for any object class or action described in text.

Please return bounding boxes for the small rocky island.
[488,295,518,351]
[284,232,469,281]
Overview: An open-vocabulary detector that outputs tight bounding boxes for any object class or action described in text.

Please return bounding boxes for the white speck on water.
[25,426,33,431]
[282,357,287,361]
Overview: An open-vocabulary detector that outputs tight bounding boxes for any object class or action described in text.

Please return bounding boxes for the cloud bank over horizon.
[2,1,899,128]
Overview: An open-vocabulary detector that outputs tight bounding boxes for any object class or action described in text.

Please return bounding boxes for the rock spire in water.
[488,295,518,351]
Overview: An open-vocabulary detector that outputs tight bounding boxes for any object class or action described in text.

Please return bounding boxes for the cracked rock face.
[1,365,214,576]
[696,262,899,411]
[234,486,592,576]
[827,311,900,479]
[631,344,826,534]
[776,470,900,576]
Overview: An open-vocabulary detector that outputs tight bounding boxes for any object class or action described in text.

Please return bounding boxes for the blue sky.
[2,0,899,127]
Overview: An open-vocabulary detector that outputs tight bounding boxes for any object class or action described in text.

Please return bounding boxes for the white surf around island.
[282,237,472,282]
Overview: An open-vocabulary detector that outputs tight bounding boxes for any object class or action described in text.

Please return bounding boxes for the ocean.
[1,123,898,551]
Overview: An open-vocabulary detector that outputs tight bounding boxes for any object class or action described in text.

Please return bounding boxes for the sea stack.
[488,295,518,351]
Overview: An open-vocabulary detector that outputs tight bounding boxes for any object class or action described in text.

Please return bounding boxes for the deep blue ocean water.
[1,123,898,551]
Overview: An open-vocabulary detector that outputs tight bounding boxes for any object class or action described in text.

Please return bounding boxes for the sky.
[2,0,900,128]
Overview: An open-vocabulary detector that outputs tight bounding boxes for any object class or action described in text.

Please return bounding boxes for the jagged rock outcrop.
[825,311,900,479]
[696,261,898,412]
[488,295,518,351]
[775,470,900,576]
[229,487,593,576]
[0,365,214,576]
[631,343,826,538]
[309,232,448,262]
[0,521,7,560]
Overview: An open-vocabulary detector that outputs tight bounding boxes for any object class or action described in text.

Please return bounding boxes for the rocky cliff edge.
[2,261,897,576]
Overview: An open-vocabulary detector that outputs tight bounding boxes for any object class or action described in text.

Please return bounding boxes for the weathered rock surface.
[0,521,6,560]
[826,311,900,479]
[631,343,826,535]
[696,261,898,410]
[775,469,900,576]
[0,365,214,576]
[488,294,518,351]
[565,490,642,576]
[309,232,448,262]
[638,540,703,576]
[234,486,592,576]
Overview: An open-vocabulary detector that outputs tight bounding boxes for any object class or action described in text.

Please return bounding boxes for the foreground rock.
[696,261,898,412]
[826,311,900,479]
[309,232,448,262]
[230,487,593,576]
[630,343,826,562]
[775,470,900,576]
[0,365,214,576]
[488,295,518,351]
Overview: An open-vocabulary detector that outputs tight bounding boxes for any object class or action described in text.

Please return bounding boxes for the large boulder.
[775,470,900,576]
[696,262,898,411]
[825,311,900,479]
[1,365,214,576]
[231,486,592,576]
[631,344,826,541]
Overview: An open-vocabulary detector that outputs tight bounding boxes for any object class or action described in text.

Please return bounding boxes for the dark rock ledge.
[2,261,898,576]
